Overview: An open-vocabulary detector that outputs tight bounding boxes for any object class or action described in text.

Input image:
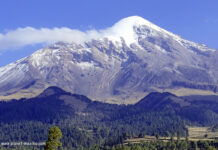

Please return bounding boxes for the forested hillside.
[1,87,218,149]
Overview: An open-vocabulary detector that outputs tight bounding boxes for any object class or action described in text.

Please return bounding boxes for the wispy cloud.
[0,27,102,51]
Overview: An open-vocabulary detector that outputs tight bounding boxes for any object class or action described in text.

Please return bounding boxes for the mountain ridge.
[1,86,218,126]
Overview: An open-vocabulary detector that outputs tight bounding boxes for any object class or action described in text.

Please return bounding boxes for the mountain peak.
[115,16,161,31]
[104,16,177,46]
[116,16,151,25]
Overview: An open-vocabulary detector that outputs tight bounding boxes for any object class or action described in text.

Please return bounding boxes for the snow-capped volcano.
[96,16,168,46]
[0,16,218,103]
[104,16,177,45]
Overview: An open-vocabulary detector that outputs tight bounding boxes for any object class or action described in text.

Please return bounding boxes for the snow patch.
[0,62,28,83]
[76,62,95,70]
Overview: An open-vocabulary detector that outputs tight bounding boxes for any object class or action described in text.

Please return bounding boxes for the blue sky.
[0,0,218,66]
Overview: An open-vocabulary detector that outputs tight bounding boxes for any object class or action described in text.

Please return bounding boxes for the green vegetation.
[210,124,218,132]
[92,139,218,150]
[0,111,188,149]
[45,126,62,150]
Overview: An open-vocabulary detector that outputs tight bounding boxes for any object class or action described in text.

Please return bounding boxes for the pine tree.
[45,126,62,150]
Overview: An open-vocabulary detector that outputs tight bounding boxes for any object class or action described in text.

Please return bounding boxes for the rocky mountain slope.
[0,16,218,103]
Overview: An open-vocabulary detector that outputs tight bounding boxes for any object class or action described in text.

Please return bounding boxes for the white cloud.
[0,16,152,51]
[0,27,88,51]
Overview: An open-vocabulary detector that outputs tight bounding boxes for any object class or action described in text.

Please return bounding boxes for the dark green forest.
[0,87,218,149]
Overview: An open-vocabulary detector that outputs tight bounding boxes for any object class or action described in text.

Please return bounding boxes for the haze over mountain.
[0,16,218,103]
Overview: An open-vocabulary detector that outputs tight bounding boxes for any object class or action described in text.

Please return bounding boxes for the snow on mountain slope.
[0,16,217,103]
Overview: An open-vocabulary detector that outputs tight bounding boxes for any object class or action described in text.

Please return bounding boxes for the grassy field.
[125,136,172,144]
